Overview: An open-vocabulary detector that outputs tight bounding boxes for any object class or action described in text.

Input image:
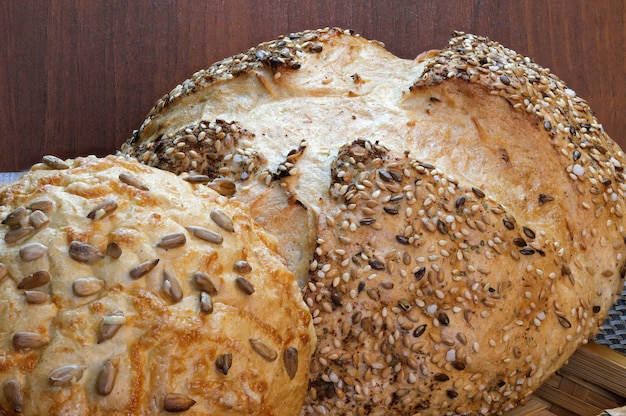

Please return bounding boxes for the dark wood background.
[1,1,624,172]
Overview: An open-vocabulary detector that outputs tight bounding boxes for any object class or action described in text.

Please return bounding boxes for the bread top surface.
[120,28,626,414]
[0,155,315,415]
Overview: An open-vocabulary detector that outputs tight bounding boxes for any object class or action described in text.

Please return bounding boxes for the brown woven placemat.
[594,284,626,354]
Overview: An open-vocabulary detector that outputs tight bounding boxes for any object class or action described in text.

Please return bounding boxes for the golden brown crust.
[0,155,315,415]
[120,28,626,415]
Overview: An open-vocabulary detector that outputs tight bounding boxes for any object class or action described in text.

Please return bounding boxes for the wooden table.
[1,1,624,171]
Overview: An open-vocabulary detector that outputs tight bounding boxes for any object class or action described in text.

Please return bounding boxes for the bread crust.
[0,155,315,415]
[121,28,626,414]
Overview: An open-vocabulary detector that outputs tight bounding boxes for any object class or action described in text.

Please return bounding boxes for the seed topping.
[2,207,27,226]
[235,275,255,295]
[42,155,69,170]
[87,199,118,220]
[156,232,187,249]
[162,270,183,302]
[183,174,211,184]
[25,290,49,304]
[185,226,223,244]
[210,208,235,232]
[29,210,49,229]
[106,242,122,259]
[163,393,196,412]
[208,178,237,196]
[12,331,49,350]
[17,270,50,289]
[215,353,232,375]
[283,347,299,379]
[72,277,105,297]
[3,380,23,413]
[5,226,36,244]
[95,357,119,396]
[49,364,85,387]
[19,242,48,261]
[193,272,218,295]
[68,241,104,263]
[97,311,125,344]
[119,173,149,191]
[129,258,159,279]
[249,338,278,361]
[233,260,252,274]
[200,291,214,314]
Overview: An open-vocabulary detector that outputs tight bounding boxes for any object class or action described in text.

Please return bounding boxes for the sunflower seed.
[106,242,122,259]
[522,226,536,239]
[163,393,196,412]
[12,331,49,350]
[249,339,278,361]
[48,364,85,387]
[97,311,125,344]
[434,373,450,382]
[283,347,298,379]
[451,360,466,370]
[193,272,218,295]
[95,357,119,396]
[29,210,50,229]
[436,219,448,234]
[17,270,50,289]
[42,155,69,170]
[235,276,255,295]
[558,315,572,329]
[87,199,118,220]
[28,199,54,215]
[233,260,252,274]
[200,291,213,314]
[183,174,211,184]
[19,242,48,261]
[208,178,237,196]
[72,277,105,297]
[185,226,223,244]
[413,324,427,338]
[119,173,149,191]
[3,380,22,413]
[5,225,35,244]
[215,353,232,375]
[163,270,183,303]
[472,187,485,198]
[398,298,412,312]
[25,290,49,304]
[455,195,466,209]
[156,232,186,249]
[0,263,8,283]
[210,208,234,232]
[2,207,27,226]
[68,241,104,263]
[129,259,159,279]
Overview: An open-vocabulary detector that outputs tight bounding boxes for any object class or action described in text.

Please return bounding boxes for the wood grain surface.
[1,0,624,171]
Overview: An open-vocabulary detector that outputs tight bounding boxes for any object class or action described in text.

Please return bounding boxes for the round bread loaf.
[120,28,626,415]
[0,155,315,415]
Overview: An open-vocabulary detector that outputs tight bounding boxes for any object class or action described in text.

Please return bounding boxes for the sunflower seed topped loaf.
[120,28,626,415]
[0,154,315,415]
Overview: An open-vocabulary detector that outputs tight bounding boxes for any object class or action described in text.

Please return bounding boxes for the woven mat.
[0,172,624,353]
[594,284,626,354]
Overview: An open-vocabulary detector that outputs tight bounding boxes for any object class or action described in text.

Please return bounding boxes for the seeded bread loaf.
[0,154,315,415]
[120,28,626,415]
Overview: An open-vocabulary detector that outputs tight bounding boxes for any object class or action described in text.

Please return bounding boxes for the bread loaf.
[0,155,315,415]
[121,28,626,415]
